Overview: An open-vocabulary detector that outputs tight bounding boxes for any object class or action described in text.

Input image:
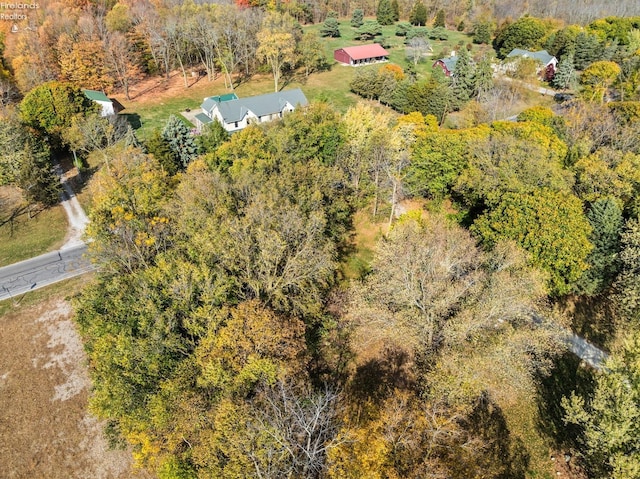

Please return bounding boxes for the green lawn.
[305,18,481,77]
[118,68,363,140]
[0,187,67,267]
[115,20,488,140]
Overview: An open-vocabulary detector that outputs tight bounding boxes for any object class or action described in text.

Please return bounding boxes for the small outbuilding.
[334,44,389,66]
[82,89,115,117]
[432,56,458,77]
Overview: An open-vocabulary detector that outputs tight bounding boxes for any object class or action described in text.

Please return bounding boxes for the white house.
[502,49,558,80]
[195,89,308,133]
[82,89,115,116]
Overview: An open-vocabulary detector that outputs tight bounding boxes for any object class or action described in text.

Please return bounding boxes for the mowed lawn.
[113,19,484,140]
[0,186,67,267]
[115,65,361,140]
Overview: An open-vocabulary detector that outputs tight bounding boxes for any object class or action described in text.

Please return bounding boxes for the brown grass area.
[0,281,154,479]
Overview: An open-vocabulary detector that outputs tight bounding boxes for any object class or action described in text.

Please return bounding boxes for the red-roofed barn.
[334,44,390,66]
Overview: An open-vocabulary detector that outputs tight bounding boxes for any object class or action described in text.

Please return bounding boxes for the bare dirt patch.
[0,296,153,479]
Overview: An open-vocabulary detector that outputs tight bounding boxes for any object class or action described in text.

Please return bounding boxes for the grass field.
[114,19,491,140]
[0,276,154,479]
[0,186,67,267]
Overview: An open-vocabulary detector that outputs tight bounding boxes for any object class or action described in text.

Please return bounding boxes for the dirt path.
[0,296,153,479]
[55,165,89,250]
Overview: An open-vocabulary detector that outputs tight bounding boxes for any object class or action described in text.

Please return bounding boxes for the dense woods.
[2,1,640,478]
[63,97,640,478]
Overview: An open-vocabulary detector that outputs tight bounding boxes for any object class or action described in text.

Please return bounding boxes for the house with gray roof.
[196,89,308,133]
[504,49,558,79]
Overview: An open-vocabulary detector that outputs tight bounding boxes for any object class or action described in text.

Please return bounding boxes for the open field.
[304,17,483,75]
[0,277,154,479]
[0,186,67,268]
[113,20,492,140]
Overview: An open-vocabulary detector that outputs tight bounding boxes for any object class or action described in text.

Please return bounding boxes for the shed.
[82,89,115,117]
[334,44,389,66]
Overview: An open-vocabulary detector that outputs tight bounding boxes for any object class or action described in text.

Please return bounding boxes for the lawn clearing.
[0,186,67,267]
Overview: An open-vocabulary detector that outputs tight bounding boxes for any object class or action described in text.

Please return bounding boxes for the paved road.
[0,244,95,301]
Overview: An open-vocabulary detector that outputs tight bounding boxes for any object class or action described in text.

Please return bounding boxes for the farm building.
[432,55,458,77]
[82,89,115,116]
[196,89,308,133]
[334,44,389,66]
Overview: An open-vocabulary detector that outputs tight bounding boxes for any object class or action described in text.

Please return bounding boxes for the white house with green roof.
[196,89,308,133]
[82,89,115,117]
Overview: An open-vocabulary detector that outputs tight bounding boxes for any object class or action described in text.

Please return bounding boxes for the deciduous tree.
[472,189,593,296]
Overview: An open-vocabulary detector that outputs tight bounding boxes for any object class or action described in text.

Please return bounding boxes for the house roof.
[435,56,458,73]
[202,92,239,114]
[506,49,556,65]
[338,44,390,61]
[82,89,111,103]
[207,89,308,124]
[194,112,213,124]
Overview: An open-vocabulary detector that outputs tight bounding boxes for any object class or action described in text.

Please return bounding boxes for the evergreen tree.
[376,0,395,26]
[409,1,427,26]
[574,32,603,70]
[434,9,446,28]
[355,21,383,41]
[493,16,549,58]
[17,138,60,206]
[162,115,198,169]
[452,47,475,103]
[395,22,412,36]
[576,198,623,296]
[391,0,400,22]
[146,128,179,175]
[350,8,364,28]
[552,53,578,90]
[473,20,493,44]
[320,17,341,37]
[564,331,640,479]
[613,218,640,321]
[474,55,494,97]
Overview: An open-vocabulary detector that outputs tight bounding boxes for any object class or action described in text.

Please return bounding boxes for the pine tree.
[391,0,400,22]
[320,17,341,37]
[563,331,640,479]
[452,47,475,103]
[473,21,493,44]
[574,32,602,70]
[613,218,640,321]
[350,9,364,28]
[434,9,446,28]
[162,115,198,169]
[376,0,395,26]
[409,1,427,26]
[18,138,60,206]
[146,128,179,175]
[575,198,623,295]
[474,55,494,97]
[552,53,578,90]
